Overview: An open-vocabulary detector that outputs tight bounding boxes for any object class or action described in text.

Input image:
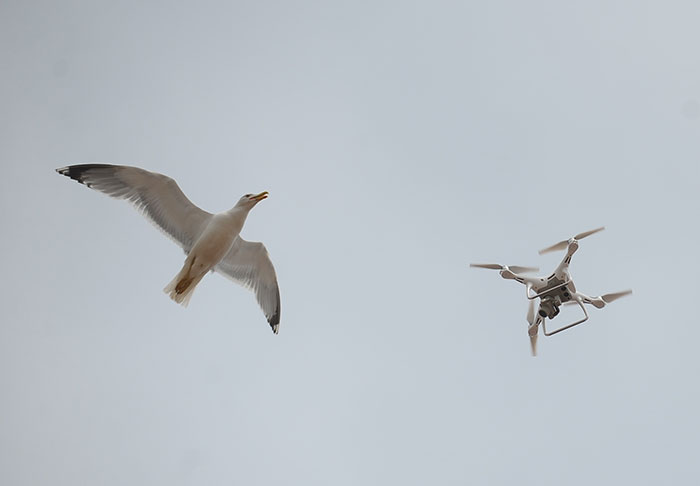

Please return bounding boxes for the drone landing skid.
[541,299,589,336]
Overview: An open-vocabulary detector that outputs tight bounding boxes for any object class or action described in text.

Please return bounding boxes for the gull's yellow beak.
[251,191,269,201]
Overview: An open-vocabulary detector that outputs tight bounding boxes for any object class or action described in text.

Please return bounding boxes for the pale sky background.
[1,1,699,485]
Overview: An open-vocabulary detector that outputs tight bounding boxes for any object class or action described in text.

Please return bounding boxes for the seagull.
[56,164,281,334]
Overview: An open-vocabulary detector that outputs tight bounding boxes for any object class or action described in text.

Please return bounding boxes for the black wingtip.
[268,287,281,334]
[55,164,116,184]
[268,307,280,334]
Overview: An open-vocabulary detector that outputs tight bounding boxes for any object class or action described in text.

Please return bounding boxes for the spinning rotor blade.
[601,289,632,303]
[538,240,569,255]
[470,263,539,273]
[527,300,538,356]
[574,226,606,240]
[469,263,504,270]
[530,335,538,357]
[538,226,606,254]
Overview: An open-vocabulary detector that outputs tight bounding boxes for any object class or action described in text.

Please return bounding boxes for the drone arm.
[573,292,593,305]
[499,272,542,291]
[526,282,540,300]
[567,291,607,309]
[551,241,579,276]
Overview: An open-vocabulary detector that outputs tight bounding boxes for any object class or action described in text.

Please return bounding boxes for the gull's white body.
[164,209,249,306]
[57,164,281,334]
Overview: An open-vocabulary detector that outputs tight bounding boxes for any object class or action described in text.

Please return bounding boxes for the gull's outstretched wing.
[215,237,281,334]
[56,164,212,252]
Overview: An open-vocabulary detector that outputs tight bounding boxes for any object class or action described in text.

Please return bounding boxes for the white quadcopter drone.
[471,227,632,356]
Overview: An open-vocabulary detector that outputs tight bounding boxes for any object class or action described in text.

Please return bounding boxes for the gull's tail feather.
[164,261,205,307]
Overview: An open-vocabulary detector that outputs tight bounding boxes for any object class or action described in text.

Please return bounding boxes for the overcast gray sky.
[2,0,699,484]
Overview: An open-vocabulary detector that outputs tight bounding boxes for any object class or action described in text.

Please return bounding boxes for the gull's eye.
[244,194,251,198]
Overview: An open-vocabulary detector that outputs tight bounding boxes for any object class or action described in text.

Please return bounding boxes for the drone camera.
[538,297,561,319]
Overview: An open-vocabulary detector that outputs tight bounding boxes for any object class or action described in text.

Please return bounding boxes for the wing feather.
[215,237,281,333]
[57,164,212,251]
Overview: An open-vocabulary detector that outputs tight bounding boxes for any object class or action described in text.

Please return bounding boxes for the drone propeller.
[470,263,539,274]
[527,299,535,326]
[526,300,538,356]
[601,289,633,303]
[538,227,606,255]
[529,335,537,357]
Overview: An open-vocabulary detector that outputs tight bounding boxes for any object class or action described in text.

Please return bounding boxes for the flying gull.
[56,164,281,334]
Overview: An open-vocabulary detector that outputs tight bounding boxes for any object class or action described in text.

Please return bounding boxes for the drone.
[471,227,631,356]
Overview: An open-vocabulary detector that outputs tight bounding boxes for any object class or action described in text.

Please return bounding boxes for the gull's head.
[236,191,269,209]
